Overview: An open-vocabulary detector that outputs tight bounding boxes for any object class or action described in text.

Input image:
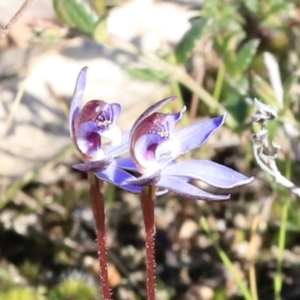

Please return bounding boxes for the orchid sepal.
[70,66,87,138]
[161,160,254,189]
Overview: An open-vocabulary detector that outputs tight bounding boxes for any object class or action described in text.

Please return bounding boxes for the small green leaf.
[225,85,248,124]
[0,288,44,300]
[53,0,99,34]
[283,74,298,107]
[51,275,98,300]
[93,16,108,43]
[236,39,259,74]
[244,0,260,13]
[252,73,278,106]
[227,76,249,96]
[175,17,209,64]
[223,50,238,76]
[125,68,169,82]
[89,0,106,15]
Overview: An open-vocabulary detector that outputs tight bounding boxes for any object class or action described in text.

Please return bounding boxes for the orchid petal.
[157,175,230,201]
[101,124,121,147]
[175,114,226,157]
[156,188,169,196]
[72,158,113,172]
[95,164,142,193]
[74,100,123,159]
[130,104,185,173]
[114,157,139,172]
[127,171,161,186]
[173,106,187,123]
[76,121,105,160]
[77,101,121,129]
[133,133,162,174]
[106,103,121,125]
[162,160,254,188]
[155,136,181,165]
[130,96,177,140]
[104,130,129,158]
[70,67,87,137]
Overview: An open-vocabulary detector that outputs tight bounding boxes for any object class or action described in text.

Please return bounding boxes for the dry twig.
[0,0,34,39]
[252,99,300,197]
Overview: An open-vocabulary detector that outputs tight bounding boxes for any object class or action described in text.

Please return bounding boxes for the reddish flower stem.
[141,185,156,300]
[89,173,111,300]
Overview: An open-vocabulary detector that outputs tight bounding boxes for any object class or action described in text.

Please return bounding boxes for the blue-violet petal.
[95,164,142,193]
[161,160,254,188]
[70,67,87,137]
[175,114,226,158]
[157,175,230,201]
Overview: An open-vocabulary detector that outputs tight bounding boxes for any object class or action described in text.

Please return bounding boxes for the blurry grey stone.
[0,0,196,185]
[107,0,196,52]
[178,218,198,240]
[0,209,39,235]
[116,286,136,300]
[0,38,168,184]
[155,206,175,230]
[233,241,249,259]
[73,205,93,226]
[233,213,249,230]
[184,284,214,300]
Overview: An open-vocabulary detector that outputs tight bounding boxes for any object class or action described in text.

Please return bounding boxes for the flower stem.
[89,173,111,300]
[213,62,225,101]
[141,185,156,300]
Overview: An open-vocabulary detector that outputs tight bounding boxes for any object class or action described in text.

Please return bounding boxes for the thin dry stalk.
[252,99,300,197]
[248,215,260,300]
[0,0,34,39]
[1,81,26,139]
[190,58,205,121]
[0,80,26,200]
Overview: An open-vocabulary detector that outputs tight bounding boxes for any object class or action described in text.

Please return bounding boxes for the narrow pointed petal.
[72,158,113,172]
[130,96,177,139]
[114,157,139,172]
[162,160,254,188]
[104,103,121,125]
[156,188,169,196]
[127,171,161,186]
[173,106,187,123]
[95,165,142,193]
[70,67,88,137]
[175,114,226,157]
[157,175,230,201]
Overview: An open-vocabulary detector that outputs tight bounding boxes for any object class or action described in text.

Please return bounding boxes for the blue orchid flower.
[116,97,253,200]
[70,67,142,193]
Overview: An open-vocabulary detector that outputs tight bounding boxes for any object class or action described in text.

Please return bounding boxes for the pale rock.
[107,0,196,52]
[178,219,198,240]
